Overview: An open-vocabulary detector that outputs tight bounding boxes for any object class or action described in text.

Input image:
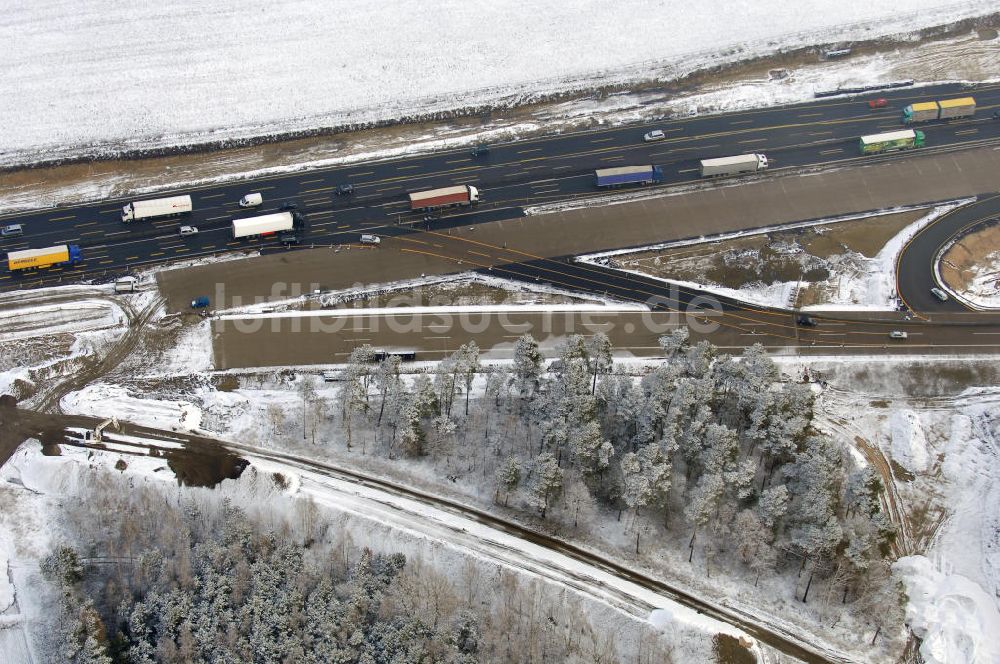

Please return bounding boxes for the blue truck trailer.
[595,165,663,188]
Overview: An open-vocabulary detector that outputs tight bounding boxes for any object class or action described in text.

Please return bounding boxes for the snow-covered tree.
[757,484,790,532]
[494,456,521,506]
[531,453,564,518]
[620,442,672,515]
[587,332,613,395]
[658,327,690,360]
[457,341,480,416]
[373,354,402,426]
[512,334,543,400]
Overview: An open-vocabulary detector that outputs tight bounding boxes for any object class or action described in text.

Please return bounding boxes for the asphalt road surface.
[212,245,1000,369]
[2,82,999,291]
[896,192,1000,312]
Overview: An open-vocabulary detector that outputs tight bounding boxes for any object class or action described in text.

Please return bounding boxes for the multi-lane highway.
[211,221,1000,369]
[2,81,999,292]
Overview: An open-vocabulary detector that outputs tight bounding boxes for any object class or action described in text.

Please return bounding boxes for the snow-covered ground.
[950,257,1000,309]
[810,374,1000,664]
[578,199,973,310]
[60,384,202,431]
[0,299,124,343]
[0,440,757,664]
[1,1,995,168]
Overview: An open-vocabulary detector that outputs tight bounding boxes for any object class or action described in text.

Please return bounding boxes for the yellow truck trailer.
[6,244,82,271]
[902,96,975,123]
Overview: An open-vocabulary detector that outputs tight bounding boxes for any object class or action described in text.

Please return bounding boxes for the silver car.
[930,287,948,302]
[643,129,666,142]
[889,330,908,340]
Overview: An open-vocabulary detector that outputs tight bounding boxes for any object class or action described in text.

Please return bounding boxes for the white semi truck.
[699,153,768,178]
[232,212,295,239]
[121,195,193,223]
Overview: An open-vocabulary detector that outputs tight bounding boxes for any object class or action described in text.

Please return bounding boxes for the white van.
[239,193,263,208]
[114,277,137,293]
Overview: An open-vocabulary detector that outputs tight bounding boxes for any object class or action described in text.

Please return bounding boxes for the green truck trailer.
[859,129,925,155]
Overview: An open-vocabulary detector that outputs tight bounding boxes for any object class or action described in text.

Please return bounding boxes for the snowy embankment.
[577,199,972,310]
[898,393,1000,664]
[947,256,1000,309]
[0,299,123,343]
[818,382,1000,664]
[60,384,202,431]
[1,0,995,168]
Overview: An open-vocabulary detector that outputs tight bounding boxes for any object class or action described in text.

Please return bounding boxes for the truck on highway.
[408,185,479,212]
[859,129,925,155]
[121,195,193,223]
[232,212,295,239]
[699,153,768,177]
[7,244,82,271]
[594,165,663,188]
[902,97,976,124]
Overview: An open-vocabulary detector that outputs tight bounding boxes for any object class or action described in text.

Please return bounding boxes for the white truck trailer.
[232,212,294,239]
[121,195,193,223]
[699,153,768,178]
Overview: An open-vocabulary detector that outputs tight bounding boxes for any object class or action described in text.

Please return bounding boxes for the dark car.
[470,144,490,157]
[868,98,888,109]
[993,110,1000,120]
[278,232,300,245]
[335,184,354,196]
[191,296,210,309]
[280,201,298,211]
[796,315,817,327]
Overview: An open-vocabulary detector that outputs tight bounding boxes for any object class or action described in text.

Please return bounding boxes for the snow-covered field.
[1,0,995,168]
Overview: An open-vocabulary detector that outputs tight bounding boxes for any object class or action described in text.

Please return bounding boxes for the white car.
[889,330,908,340]
[179,225,199,236]
[239,192,263,207]
[643,129,666,142]
[930,287,948,302]
[360,234,381,245]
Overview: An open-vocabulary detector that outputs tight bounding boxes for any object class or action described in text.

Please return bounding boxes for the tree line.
[328,330,903,648]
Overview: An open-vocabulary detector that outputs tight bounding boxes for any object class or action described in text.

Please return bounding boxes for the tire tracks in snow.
[33,295,163,414]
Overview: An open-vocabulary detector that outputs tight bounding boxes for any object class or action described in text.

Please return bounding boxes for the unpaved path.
[33,295,163,414]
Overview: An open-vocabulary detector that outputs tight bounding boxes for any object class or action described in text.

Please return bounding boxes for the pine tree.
[531,453,564,519]
[512,334,543,400]
[494,456,521,506]
[458,341,480,416]
[587,332,613,395]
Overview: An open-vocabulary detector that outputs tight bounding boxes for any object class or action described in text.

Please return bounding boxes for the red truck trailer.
[408,185,479,212]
